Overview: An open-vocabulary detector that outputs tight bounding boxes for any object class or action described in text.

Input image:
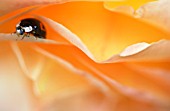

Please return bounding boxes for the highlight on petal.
[106,40,170,62]
[120,42,150,57]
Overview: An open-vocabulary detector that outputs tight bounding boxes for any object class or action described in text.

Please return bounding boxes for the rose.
[0,0,170,111]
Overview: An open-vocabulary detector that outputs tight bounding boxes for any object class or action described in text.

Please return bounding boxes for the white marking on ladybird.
[23,26,33,32]
[34,26,37,29]
[16,29,21,34]
[16,22,20,27]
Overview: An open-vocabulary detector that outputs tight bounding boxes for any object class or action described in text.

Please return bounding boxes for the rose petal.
[104,0,156,10]
[39,84,120,111]
[0,0,68,16]
[30,2,170,61]
[120,42,151,56]
[136,0,170,32]
[32,16,170,62]
[0,41,38,111]
[106,40,170,62]
[35,43,170,106]
[12,41,117,111]
[1,2,170,111]
[13,42,108,94]
[1,2,170,61]
[104,4,135,15]
[4,39,167,110]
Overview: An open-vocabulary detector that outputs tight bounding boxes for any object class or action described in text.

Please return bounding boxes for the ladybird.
[14,18,46,40]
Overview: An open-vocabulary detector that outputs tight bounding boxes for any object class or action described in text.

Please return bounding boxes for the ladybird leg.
[15,33,21,41]
[21,33,26,40]
[26,33,30,37]
[34,36,38,40]
[16,33,20,37]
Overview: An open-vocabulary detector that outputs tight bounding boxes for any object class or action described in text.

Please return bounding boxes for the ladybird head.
[16,26,25,35]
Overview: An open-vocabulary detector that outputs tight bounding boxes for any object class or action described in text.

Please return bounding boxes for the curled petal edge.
[1,16,170,63]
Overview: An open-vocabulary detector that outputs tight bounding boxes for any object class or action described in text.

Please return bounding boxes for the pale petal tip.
[120,42,151,57]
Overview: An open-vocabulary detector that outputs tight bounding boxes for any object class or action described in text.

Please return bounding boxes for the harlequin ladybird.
[14,18,46,40]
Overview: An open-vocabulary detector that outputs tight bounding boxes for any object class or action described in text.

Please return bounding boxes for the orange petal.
[35,42,170,110]
[13,42,116,111]
[0,2,170,111]
[30,2,170,61]
[13,42,108,96]
[106,40,170,62]
[0,41,38,111]
[1,2,170,61]
[0,0,68,16]
[104,0,156,10]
